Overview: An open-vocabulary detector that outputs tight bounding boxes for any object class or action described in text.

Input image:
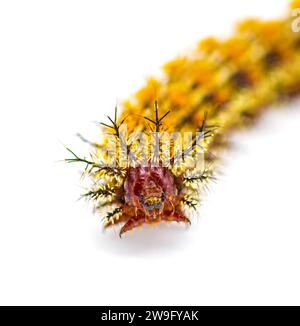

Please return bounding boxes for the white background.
[1,0,300,305]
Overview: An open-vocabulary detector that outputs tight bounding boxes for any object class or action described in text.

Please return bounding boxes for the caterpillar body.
[66,1,300,237]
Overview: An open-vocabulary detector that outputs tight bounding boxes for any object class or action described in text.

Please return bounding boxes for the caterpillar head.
[66,104,215,237]
[124,166,177,218]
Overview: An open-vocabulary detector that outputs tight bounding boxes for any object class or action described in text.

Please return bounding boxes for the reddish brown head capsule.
[120,166,190,236]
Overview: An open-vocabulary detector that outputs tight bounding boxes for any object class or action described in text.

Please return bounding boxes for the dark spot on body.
[263,50,282,69]
[230,71,252,89]
[202,92,216,103]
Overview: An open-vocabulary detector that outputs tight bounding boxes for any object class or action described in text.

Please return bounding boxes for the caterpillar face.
[120,166,187,234]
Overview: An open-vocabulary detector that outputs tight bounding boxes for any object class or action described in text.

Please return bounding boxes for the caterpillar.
[66,1,300,237]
